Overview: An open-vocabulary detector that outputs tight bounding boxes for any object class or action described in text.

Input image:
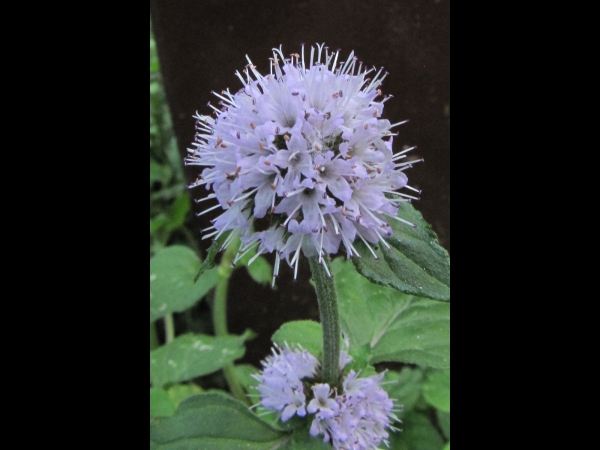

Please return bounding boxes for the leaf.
[150,246,219,323]
[150,158,172,187]
[443,443,450,450]
[272,321,323,357]
[389,412,445,450]
[150,332,251,388]
[164,194,191,233]
[353,203,450,302]
[247,256,273,285]
[383,368,425,415]
[423,369,450,412]
[195,236,226,283]
[150,393,292,450]
[234,364,261,393]
[334,259,450,369]
[151,388,176,418]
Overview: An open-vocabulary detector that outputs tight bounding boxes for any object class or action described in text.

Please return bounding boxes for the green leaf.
[164,194,191,233]
[389,412,445,450]
[423,369,450,412]
[150,214,170,236]
[272,321,323,357]
[353,203,450,302]
[334,259,450,369]
[151,388,176,418]
[150,393,292,450]
[195,236,227,283]
[383,368,424,415]
[234,364,260,393]
[151,158,172,187]
[150,246,219,323]
[247,256,273,285]
[150,332,251,388]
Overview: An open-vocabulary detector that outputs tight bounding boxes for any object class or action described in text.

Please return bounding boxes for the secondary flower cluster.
[188,44,420,283]
[254,345,398,449]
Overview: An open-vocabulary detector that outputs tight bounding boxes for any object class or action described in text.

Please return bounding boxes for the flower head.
[309,370,399,450]
[253,344,319,422]
[255,345,399,449]
[188,44,421,283]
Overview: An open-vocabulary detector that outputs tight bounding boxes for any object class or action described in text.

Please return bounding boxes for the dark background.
[150,0,450,366]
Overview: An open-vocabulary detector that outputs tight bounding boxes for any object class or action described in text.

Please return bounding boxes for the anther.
[250,123,256,129]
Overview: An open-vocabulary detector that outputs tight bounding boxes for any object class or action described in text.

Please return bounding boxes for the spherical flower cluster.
[253,344,320,422]
[254,345,398,449]
[188,44,421,283]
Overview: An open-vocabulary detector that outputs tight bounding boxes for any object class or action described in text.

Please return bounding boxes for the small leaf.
[194,235,227,282]
[272,321,323,357]
[247,256,273,285]
[150,246,219,323]
[353,203,450,302]
[150,393,291,449]
[423,369,450,412]
[150,332,251,388]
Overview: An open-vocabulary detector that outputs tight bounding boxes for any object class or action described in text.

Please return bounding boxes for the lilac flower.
[255,345,399,449]
[253,344,319,422]
[188,44,422,283]
[310,371,399,450]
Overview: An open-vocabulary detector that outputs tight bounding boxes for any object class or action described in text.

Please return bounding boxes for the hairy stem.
[309,256,341,388]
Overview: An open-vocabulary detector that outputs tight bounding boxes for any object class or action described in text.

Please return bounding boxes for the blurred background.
[150,0,450,367]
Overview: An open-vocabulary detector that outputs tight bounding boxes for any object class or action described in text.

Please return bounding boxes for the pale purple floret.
[310,371,399,450]
[254,344,319,422]
[187,44,422,283]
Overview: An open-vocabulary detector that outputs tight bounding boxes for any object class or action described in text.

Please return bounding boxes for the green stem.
[309,256,341,388]
[213,235,250,405]
[164,314,175,344]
